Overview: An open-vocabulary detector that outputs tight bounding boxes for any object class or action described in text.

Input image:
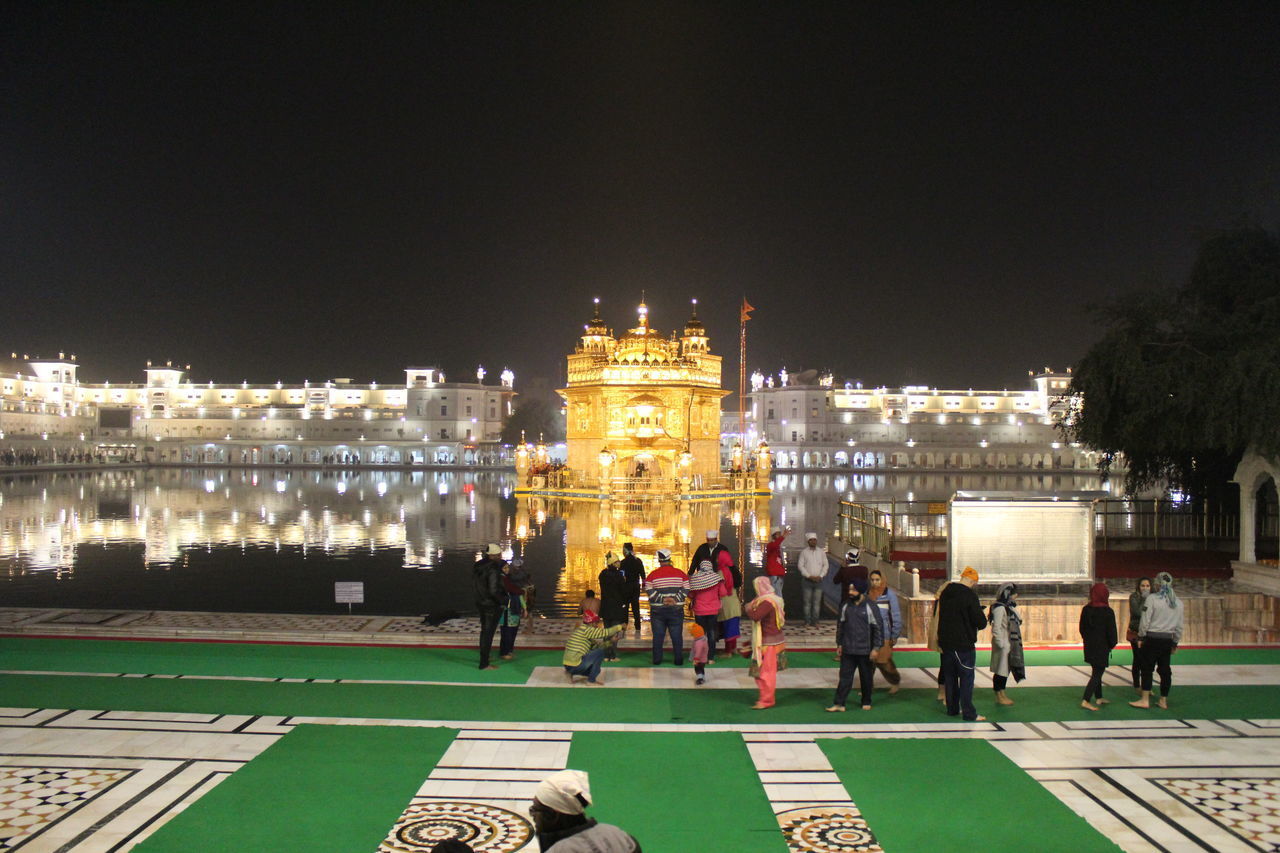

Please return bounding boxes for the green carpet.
[2,637,1275,683]
[135,723,456,853]
[1,671,1277,725]
[821,739,1122,852]
[567,731,785,851]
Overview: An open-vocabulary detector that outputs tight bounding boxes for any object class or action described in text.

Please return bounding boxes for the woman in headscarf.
[1131,571,1184,709]
[688,558,731,658]
[867,568,903,695]
[1079,582,1118,710]
[1127,576,1152,691]
[597,552,628,661]
[744,575,786,710]
[498,558,528,661]
[989,582,1025,706]
[717,566,744,658]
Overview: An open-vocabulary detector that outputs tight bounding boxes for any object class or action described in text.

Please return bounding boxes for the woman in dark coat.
[1080,582,1119,710]
[1127,577,1151,690]
[597,552,628,661]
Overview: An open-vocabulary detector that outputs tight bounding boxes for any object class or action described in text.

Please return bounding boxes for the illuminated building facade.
[556,300,735,487]
[726,368,1107,471]
[0,353,517,466]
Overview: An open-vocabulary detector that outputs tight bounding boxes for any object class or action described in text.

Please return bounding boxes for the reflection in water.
[517,494,775,617]
[0,469,1100,616]
[0,468,512,575]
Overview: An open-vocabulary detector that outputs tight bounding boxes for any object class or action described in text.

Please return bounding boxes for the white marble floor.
[0,704,1276,851]
[7,663,1273,692]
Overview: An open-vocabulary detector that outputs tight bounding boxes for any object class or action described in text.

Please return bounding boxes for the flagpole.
[737,297,753,592]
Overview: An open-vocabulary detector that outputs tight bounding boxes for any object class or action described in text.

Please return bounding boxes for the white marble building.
[0,354,517,466]
[722,367,1107,471]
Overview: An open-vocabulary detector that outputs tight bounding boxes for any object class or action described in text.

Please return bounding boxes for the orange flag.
[740,298,755,324]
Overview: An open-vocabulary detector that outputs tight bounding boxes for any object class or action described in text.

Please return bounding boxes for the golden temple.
[515,299,769,499]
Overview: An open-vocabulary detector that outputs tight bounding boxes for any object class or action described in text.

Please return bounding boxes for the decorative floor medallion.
[380,801,533,852]
[776,806,883,853]
[0,766,132,848]
[1154,777,1280,851]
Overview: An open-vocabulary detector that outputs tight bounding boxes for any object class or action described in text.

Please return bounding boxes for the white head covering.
[535,769,592,815]
[805,532,818,542]
[656,548,672,562]
[485,543,502,556]
[771,527,782,536]
[705,529,719,539]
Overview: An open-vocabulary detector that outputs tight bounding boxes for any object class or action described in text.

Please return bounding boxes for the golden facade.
[559,300,730,485]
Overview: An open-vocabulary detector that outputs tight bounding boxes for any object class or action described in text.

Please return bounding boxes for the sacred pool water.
[0,468,1104,618]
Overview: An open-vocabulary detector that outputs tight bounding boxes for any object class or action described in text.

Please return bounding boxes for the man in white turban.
[529,769,640,851]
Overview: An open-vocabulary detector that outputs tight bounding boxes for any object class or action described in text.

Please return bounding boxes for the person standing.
[832,548,871,661]
[988,583,1025,707]
[827,576,885,712]
[498,558,527,661]
[473,543,506,671]
[688,558,731,660]
[938,566,988,722]
[797,532,828,626]
[644,548,688,665]
[764,526,789,596]
[745,575,786,709]
[867,568,903,694]
[563,610,624,685]
[833,547,869,604]
[717,564,743,658]
[1131,571,1184,710]
[597,553,628,661]
[619,543,647,630]
[692,529,738,654]
[690,529,733,583]
[1127,576,1152,690]
[1080,582,1118,711]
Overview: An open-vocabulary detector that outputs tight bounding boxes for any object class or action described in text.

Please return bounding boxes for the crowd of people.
[1,446,134,466]
[471,537,1188,718]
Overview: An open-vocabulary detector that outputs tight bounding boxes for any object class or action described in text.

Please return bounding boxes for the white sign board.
[949,500,1093,582]
[334,582,365,604]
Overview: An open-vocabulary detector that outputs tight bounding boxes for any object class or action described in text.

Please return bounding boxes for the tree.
[1064,226,1280,503]
[500,396,566,446]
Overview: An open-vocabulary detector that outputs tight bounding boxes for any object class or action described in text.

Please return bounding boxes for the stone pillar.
[1240,478,1257,563]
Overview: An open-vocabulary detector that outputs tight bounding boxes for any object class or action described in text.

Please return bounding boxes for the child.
[580,588,600,617]
[690,622,709,685]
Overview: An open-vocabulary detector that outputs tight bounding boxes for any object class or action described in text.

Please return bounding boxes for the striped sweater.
[563,623,624,667]
[644,565,689,607]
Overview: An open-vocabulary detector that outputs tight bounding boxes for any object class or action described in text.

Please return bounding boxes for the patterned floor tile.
[777,806,882,853]
[1154,776,1280,851]
[0,766,131,848]
[378,800,533,852]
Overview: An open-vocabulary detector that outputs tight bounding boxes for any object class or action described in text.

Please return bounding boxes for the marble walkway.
[1,704,1279,851]
[0,611,1277,851]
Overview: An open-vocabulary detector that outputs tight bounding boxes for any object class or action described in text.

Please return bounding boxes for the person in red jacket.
[765,526,790,595]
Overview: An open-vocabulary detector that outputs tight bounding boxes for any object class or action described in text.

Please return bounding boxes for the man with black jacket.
[474,543,506,670]
[619,543,647,630]
[937,566,988,722]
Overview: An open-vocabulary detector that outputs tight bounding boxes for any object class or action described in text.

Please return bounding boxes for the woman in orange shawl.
[745,575,787,709]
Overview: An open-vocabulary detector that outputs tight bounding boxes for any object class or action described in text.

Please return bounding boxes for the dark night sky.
[3,2,1278,392]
